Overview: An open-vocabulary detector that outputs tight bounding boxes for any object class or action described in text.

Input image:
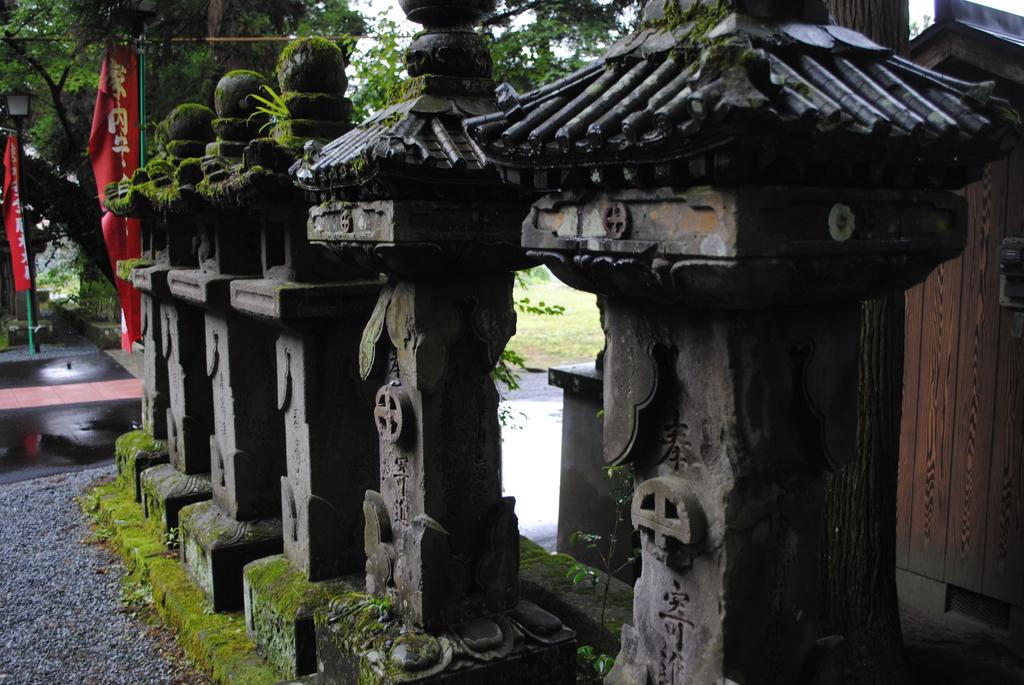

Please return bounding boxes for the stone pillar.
[361,276,519,628]
[162,300,213,475]
[277,319,379,582]
[469,0,1019,676]
[206,312,285,520]
[140,294,168,439]
[605,301,859,684]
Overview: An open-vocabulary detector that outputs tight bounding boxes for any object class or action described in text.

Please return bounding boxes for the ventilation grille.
[945,585,1012,630]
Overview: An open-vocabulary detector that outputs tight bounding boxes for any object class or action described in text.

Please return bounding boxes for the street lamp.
[2,91,38,354]
[3,93,31,121]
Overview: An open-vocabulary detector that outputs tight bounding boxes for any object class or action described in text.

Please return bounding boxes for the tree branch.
[0,33,80,155]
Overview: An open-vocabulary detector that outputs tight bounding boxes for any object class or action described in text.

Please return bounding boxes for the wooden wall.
[897,139,1024,608]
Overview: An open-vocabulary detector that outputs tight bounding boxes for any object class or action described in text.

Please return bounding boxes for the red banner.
[89,44,142,351]
[2,136,32,292]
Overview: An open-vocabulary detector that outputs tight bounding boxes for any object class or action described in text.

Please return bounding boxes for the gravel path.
[0,466,205,684]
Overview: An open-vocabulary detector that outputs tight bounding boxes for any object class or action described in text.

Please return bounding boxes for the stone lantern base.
[179,500,283,611]
[315,598,577,685]
[242,555,362,679]
[117,443,170,504]
[140,464,212,538]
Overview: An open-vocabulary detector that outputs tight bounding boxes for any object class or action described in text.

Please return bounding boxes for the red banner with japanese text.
[2,136,32,292]
[88,44,142,351]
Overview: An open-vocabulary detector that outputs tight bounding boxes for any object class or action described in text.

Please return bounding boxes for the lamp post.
[3,91,38,354]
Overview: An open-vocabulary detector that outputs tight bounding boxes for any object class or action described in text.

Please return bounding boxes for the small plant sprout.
[566,464,638,682]
[247,85,291,133]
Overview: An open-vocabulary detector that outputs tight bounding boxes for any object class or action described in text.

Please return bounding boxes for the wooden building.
[898,0,1024,644]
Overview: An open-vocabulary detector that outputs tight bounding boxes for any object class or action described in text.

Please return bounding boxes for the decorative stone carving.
[359,277,520,629]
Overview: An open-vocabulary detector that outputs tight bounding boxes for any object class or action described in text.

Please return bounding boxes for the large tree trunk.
[821,1,915,684]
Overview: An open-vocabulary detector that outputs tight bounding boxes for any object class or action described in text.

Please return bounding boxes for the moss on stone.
[146,158,177,180]
[116,429,164,462]
[175,157,205,186]
[215,70,270,119]
[196,164,275,205]
[81,480,282,684]
[166,140,209,159]
[165,103,216,142]
[276,37,348,94]
[386,75,429,106]
[281,92,352,121]
[648,0,730,43]
[246,556,334,619]
[319,592,419,682]
[270,118,349,140]
[114,429,163,493]
[518,536,632,657]
[115,257,154,282]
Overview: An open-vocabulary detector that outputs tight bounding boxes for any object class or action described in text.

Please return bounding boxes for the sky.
[357,0,1023,35]
[359,0,1023,20]
[911,0,1023,17]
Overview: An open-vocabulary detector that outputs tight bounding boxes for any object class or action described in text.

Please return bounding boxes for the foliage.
[493,268,566,402]
[163,526,181,549]
[247,85,290,133]
[567,464,638,683]
[909,14,933,40]
[577,644,616,682]
[484,0,641,92]
[341,12,407,121]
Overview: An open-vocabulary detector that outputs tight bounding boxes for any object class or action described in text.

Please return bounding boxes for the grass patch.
[0,322,8,353]
[510,279,603,370]
[80,480,282,685]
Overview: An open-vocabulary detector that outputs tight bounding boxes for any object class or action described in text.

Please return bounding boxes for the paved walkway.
[0,378,141,409]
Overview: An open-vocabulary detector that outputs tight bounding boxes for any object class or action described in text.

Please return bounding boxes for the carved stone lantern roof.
[469,0,1021,192]
[291,1,533,277]
[290,0,513,202]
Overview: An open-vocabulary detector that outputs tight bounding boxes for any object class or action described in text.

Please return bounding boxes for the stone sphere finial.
[398,0,495,27]
[399,0,495,79]
[214,69,269,119]
[164,103,215,143]
[276,37,348,95]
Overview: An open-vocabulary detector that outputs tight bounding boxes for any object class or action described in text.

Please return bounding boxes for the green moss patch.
[116,429,164,463]
[281,92,352,121]
[81,479,282,685]
[518,537,632,657]
[165,103,216,142]
[277,37,347,94]
[116,257,155,282]
[244,556,360,678]
[215,70,270,119]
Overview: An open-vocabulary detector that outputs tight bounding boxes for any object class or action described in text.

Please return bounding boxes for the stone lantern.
[470,0,1019,682]
[109,43,376,646]
[291,1,577,681]
[108,103,218,523]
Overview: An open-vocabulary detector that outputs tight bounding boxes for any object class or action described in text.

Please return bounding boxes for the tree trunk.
[821,1,915,684]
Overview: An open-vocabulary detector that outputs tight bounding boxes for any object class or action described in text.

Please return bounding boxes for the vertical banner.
[2,136,32,292]
[88,44,142,351]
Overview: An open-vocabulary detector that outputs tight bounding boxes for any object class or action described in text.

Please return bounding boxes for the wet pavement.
[0,352,131,389]
[501,371,563,550]
[0,345,141,484]
[0,400,140,484]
